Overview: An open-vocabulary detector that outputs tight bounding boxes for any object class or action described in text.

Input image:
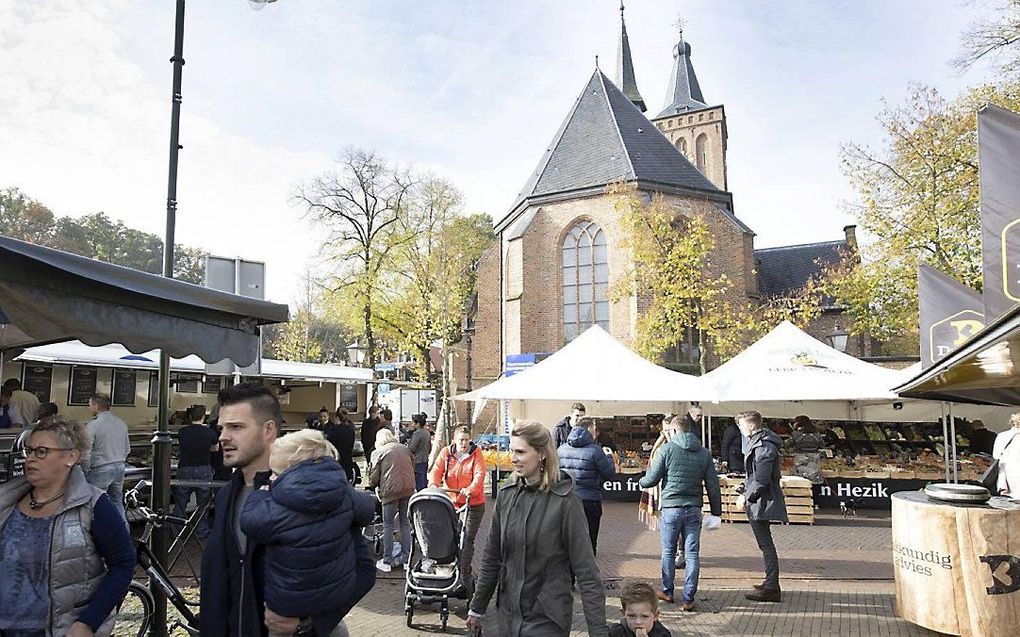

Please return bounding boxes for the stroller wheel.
[440,608,449,631]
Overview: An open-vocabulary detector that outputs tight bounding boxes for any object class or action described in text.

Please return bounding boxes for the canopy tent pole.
[941,402,950,484]
[948,402,958,483]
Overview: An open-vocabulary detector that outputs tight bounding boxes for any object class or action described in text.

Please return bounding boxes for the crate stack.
[704,475,814,525]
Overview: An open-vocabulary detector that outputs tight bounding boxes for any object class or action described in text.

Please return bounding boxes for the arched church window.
[562,220,609,343]
[695,133,709,174]
[675,137,688,158]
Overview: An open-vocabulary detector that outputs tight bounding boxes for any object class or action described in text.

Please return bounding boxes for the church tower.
[616,2,646,111]
[651,25,728,191]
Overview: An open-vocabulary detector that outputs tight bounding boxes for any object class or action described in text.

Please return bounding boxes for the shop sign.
[814,478,930,510]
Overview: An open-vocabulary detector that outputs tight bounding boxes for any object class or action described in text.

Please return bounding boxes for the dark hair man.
[326,408,356,483]
[173,404,219,539]
[558,416,616,555]
[361,405,380,471]
[554,402,586,449]
[2,378,40,427]
[406,413,431,491]
[736,411,787,603]
[201,383,292,636]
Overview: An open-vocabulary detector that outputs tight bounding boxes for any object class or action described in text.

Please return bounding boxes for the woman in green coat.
[467,421,608,636]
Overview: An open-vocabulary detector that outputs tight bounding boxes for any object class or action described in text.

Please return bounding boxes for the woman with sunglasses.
[0,417,135,637]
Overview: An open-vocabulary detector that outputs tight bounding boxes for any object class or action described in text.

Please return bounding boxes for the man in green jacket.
[639,417,722,611]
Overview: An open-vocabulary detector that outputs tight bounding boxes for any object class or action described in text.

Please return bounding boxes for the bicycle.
[114,480,205,636]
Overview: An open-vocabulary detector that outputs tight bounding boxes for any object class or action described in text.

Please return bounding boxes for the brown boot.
[680,601,696,612]
[745,588,781,602]
[656,591,674,604]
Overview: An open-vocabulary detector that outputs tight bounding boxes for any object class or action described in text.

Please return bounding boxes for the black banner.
[813,477,931,510]
[67,366,98,406]
[488,469,647,501]
[112,369,137,406]
[340,384,358,412]
[21,364,52,402]
[979,104,1020,321]
[919,265,984,369]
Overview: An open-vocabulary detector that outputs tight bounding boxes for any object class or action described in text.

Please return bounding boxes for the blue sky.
[0,1,1002,305]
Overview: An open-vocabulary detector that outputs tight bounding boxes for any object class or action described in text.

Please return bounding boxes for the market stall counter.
[892,490,1020,636]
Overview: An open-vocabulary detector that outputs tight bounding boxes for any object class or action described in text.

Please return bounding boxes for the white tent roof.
[454,325,704,402]
[12,340,373,383]
[703,321,902,403]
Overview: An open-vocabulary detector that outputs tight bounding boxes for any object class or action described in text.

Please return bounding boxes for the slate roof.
[503,70,723,226]
[755,240,846,298]
[656,35,712,118]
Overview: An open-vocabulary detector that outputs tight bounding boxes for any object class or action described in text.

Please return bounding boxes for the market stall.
[457,326,707,496]
[700,322,1011,509]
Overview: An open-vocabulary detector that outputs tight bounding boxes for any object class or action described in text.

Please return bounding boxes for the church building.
[462,7,862,405]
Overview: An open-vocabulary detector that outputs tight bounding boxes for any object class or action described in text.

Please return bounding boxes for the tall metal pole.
[152,2,186,635]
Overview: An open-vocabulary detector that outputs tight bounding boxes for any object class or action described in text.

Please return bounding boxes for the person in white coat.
[993,413,1020,498]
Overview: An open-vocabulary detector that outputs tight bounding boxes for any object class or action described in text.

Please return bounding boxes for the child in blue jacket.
[241,429,376,636]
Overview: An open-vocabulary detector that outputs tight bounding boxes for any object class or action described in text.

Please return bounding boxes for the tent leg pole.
[949,403,958,484]
[941,403,950,484]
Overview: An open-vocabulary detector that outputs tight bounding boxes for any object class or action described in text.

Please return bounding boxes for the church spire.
[616,2,646,112]
[657,19,708,118]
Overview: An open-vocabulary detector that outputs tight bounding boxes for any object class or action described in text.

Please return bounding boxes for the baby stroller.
[404,487,471,631]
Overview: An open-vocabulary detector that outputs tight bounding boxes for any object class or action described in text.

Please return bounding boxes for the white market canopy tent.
[13,340,373,384]
[702,321,1014,428]
[453,325,704,424]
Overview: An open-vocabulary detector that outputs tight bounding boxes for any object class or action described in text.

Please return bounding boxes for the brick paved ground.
[118,500,943,636]
[345,502,944,636]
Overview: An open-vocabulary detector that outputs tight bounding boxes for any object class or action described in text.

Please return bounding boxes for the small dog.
[839,498,858,517]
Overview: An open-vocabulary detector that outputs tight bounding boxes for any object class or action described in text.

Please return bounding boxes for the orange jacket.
[428,444,487,507]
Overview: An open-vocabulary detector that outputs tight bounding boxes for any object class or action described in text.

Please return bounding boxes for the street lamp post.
[154,2,278,634]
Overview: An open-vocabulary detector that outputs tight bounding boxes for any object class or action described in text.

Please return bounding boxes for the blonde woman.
[993,413,1020,498]
[241,429,375,637]
[467,421,608,636]
[368,427,416,572]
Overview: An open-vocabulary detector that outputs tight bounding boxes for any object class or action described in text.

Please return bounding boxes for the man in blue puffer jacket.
[558,416,616,554]
[241,429,376,636]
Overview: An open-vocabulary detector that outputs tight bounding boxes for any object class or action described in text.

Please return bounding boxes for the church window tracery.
[562,220,609,342]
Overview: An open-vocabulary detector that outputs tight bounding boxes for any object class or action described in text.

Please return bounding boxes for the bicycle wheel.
[112,580,153,637]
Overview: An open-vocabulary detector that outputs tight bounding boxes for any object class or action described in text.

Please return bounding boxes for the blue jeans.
[414,462,428,491]
[172,465,214,539]
[382,496,412,567]
[86,462,126,523]
[659,506,702,602]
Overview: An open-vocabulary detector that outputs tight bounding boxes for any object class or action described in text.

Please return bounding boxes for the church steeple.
[616,2,646,112]
[657,22,709,118]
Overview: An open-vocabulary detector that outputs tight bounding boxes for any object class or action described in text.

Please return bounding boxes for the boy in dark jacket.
[558,417,616,554]
[241,429,376,636]
[609,581,672,637]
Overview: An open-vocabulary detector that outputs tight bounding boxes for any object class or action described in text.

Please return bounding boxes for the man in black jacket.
[720,421,746,474]
[554,402,587,449]
[361,405,380,469]
[200,383,336,636]
[327,408,357,483]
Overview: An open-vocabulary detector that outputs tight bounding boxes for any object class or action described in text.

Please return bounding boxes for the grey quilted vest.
[0,466,114,636]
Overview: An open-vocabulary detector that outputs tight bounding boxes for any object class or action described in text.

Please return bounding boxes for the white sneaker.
[376,559,392,573]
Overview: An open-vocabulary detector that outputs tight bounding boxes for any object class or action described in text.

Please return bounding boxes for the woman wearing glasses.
[0,418,135,637]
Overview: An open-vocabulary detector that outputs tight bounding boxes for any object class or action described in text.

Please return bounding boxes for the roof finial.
[595,54,599,69]
[674,13,686,43]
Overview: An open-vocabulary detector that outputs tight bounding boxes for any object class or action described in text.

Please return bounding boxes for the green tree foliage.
[824,82,1020,353]
[611,183,821,373]
[294,149,415,372]
[0,187,207,284]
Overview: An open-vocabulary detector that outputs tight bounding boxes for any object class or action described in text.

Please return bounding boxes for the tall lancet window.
[562,220,609,343]
[695,133,709,174]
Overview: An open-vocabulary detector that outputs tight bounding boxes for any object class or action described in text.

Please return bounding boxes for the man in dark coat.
[361,405,380,469]
[326,408,357,483]
[737,410,787,603]
[201,383,372,637]
[720,421,745,473]
[558,417,616,554]
[969,420,997,455]
[554,402,587,449]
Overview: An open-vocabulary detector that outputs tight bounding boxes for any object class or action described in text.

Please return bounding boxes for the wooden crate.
[702,477,814,525]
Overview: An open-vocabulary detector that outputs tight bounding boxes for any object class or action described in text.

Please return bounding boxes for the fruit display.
[482,449,513,470]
